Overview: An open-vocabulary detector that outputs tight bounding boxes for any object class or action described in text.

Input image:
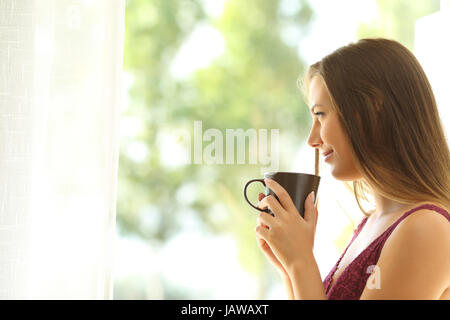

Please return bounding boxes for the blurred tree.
[357,0,440,51]
[118,0,440,299]
[118,0,314,299]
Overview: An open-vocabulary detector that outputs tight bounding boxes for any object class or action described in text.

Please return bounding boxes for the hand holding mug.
[243,172,320,273]
[243,172,320,217]
[255,177,319,273]
[255,192,291,279]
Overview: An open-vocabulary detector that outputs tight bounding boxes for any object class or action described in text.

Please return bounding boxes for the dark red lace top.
[322,204,450,300]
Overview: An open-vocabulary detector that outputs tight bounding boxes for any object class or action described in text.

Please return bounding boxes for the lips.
[322,150,334,157]
[323,150,334,162]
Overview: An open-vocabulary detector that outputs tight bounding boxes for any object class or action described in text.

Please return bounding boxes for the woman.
[255,38,450,300]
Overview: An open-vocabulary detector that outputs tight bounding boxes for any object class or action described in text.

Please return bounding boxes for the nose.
[307,122,322,149]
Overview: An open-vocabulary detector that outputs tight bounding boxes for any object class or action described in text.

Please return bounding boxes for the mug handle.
[243,179,269,213]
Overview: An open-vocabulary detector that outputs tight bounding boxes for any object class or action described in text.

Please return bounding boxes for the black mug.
[243,172,320,217]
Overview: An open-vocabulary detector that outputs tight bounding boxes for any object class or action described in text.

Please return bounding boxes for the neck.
[367,185,412,219]
[372,196,412,219]
[363,180,441,219]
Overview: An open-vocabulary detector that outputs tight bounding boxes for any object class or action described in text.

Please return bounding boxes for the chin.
[330,166,362,181]
[332,173,355,182]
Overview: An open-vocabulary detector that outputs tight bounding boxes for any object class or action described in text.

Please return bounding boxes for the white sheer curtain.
[0,0,124,299]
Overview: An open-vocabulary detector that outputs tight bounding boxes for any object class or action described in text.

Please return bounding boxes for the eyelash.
[314,112,324,117]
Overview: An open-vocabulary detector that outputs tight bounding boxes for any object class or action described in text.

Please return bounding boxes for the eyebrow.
[310,103,324,113]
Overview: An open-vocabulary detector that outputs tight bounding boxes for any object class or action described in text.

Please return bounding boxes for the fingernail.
[310,191,315,202]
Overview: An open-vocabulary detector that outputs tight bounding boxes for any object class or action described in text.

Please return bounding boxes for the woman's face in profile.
[307,76,361,181]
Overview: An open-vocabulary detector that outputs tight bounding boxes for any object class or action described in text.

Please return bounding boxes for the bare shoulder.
[385,205,450,285]
[360,203,450,299]
[395,205,450,239]
[388,204,450,251]
[361,204,450,300]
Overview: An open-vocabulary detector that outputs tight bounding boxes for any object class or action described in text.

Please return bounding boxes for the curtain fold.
[0,0,124,299]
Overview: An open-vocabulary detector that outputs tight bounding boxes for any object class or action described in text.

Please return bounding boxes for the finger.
[303,191,317,223]
[255,232,268,250]
[255,230,266,243]
[256,194,271,211]
[257,193,266,214]
[255,224,270,243]
[257,211,275,229]
[264,178,297,213]
[258,194,286,216]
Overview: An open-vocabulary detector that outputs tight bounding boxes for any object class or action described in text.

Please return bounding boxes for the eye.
[313,112,324,118]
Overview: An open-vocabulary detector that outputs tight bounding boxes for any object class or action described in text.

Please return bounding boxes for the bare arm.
[279,273,294,300]
[288,253,327,300]
[360,209,450,299]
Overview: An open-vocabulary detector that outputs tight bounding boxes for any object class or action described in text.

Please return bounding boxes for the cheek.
[335,132,352,154]
[321,119,341,145]
[325,122,353,163]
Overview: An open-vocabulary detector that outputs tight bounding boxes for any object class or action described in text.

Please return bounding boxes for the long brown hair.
[303,38,450,215]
